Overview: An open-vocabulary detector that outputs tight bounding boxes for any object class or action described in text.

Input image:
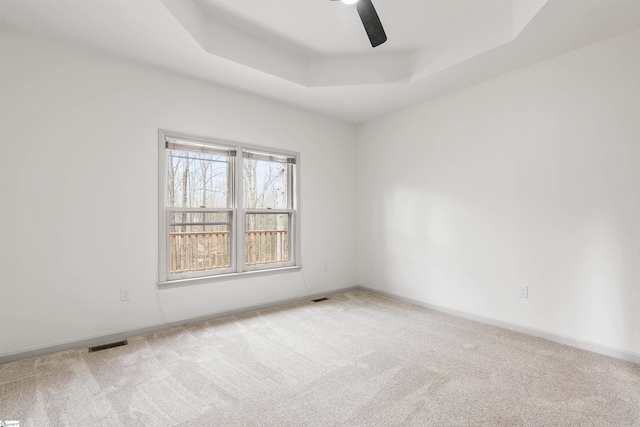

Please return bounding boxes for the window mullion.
[288,163,294,210]
[235,150,245,273]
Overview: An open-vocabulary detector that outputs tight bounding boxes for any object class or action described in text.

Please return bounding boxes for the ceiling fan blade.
[356,0,387,47]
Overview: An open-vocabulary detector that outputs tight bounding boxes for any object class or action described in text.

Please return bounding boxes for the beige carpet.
[1,290,639,426]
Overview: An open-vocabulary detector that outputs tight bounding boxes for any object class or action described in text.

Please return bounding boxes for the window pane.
[168,149,230,208]
[243,158,289,209]
[245,213,289,266]
[169,211,231,274]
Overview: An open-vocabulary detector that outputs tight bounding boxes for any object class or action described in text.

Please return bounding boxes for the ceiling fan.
[331,0,387,48]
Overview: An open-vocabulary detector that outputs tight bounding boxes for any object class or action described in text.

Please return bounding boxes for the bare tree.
[181,152,189,232]
[168,153,176,207]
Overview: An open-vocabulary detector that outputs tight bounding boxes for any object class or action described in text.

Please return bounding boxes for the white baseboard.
[358,286,640,365]
[3,285,638,366]
[0,287,358,365]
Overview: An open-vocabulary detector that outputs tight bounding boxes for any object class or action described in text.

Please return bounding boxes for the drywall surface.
[0,29,357,357]
[357,29,640,355]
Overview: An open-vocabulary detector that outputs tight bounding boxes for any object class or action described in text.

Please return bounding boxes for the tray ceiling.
[1,0,639,122]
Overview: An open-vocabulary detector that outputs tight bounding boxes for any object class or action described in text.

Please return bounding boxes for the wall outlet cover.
[518,286,528,298]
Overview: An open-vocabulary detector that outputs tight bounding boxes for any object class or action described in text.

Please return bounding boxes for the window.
[158,130,299,284]
[243,150,295,270]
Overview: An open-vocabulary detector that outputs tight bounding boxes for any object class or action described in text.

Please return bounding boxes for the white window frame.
[158,130,301,287]
[242,148,296,272]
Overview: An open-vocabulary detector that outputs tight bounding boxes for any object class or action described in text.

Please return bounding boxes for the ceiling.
[1,0,640,123]
[194,0,504,56]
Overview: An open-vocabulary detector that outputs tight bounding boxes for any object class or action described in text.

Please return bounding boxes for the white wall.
[0,29,358,357]
[2,26,639,361]
[357,29,640,355]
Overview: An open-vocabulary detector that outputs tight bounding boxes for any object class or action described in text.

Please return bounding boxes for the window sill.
[157,265,303,289]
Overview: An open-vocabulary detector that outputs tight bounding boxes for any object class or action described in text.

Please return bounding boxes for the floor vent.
[312,297,330,302]
[88,340,128,353]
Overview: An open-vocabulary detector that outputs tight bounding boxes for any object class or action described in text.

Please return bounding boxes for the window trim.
[158,129,301,287]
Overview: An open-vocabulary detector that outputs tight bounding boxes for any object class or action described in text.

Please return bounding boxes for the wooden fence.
[170,230,288,274]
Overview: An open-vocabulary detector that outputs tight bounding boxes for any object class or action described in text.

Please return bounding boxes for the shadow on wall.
[567,212,629,349]
[376,186,513,314]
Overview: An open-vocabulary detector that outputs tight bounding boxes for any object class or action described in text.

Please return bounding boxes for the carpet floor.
[1,290,639,426]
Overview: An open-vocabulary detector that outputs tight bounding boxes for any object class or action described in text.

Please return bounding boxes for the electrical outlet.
[120,288,130,301]
[518,286,528,298]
